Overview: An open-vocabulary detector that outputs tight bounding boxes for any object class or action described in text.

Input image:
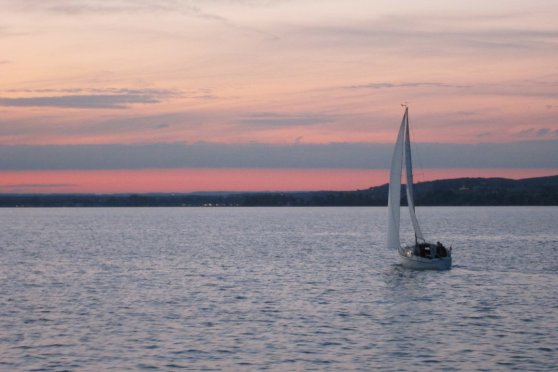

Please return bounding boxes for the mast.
[403,107,425,243]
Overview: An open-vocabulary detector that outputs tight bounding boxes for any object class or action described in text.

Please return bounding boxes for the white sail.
[403,110,424,242]
[387,109,406,250]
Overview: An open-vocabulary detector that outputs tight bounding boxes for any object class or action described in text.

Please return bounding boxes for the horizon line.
[1,173,555,196]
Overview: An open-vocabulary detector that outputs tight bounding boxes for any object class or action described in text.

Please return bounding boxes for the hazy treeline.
[1,176,557,207]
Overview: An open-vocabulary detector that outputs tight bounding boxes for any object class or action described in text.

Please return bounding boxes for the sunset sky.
[1,0,557,193]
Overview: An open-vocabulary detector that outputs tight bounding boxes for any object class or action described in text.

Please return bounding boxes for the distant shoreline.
[1,175,557,207]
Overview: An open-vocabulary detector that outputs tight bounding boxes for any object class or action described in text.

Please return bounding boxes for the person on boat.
[436,241,447,258]
[418,243,427,257]
[430,244,437,259]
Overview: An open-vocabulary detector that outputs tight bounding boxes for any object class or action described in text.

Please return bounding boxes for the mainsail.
[387,109,406,250]
[403,110,424,242]
[387,107,425,250]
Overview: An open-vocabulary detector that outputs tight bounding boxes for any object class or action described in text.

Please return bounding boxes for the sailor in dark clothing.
[418,243,427,257]
[436,241,447,258]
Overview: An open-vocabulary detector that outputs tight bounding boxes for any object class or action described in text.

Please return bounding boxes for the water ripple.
[0,207,556,371]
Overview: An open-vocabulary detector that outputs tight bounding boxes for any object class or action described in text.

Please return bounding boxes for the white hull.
[398,247,452,270]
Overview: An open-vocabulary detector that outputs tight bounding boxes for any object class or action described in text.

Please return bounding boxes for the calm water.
[0,207,557,371]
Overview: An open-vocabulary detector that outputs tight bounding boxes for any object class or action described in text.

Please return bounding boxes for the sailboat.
[387,105,452,270]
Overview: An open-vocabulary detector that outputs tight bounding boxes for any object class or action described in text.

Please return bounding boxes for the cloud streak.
[0,88,178,109]
[346,82,468,90]
[238,112,334,127]
[281,11,558,59]
[517,128,558,138]
[0,140,556,170]
[0,94,156,109]
[6,0,278,41]
[336,78,558,100]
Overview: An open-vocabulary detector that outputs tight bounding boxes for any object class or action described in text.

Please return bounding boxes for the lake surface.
[1,207,557,371]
